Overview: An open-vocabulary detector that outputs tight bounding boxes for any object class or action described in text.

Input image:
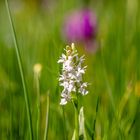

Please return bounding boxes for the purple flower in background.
[63,9,98,53]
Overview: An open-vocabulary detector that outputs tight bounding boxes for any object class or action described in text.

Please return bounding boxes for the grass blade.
[5,0,33,139]
[72,100,79,140]
[92,96,100,140]
[35,75,40,140]
[62,106,67,140]
[43,91,50,140]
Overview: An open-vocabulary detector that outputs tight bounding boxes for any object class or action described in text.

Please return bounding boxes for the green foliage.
[0,0,140,139]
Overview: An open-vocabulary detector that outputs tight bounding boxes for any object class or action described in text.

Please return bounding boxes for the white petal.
[60,98,67,105]
[57,59,64,63]
[81,89,88,95]
[62,54,66,59]
[59,75,64,81]
[68,84,74,92]
[82,82,88,87]
[79,69,85,74]
[79,55,85,62]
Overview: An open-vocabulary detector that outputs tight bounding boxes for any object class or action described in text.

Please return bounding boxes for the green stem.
[73,100,79,140]
[62,107,67,140]
[10,85,13,140]
[35,75,40,140]
[5,0,33,139]
[43,92,50,140]
[93,96,100,140]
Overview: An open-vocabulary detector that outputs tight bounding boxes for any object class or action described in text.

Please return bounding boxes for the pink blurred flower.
[63,9,98,53]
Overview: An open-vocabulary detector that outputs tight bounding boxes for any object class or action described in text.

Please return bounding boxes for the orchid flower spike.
[58,43,88,105]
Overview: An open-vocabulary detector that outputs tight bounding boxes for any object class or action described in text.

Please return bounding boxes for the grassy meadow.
[0,0,140,139]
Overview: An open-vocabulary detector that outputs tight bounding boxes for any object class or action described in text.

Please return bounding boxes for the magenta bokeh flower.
[63,9,98,53]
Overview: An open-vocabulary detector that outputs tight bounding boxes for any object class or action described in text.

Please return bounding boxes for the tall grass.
[5,0,33,139]
[0,0,139,139]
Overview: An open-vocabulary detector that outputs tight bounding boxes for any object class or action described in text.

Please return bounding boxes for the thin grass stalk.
[62,107,67,140]
[43,92,50,140]
[92,96,100,140]
[127,99,140,135]
[100,46,115,112]
[72,99,79,140]
[101,46,123,138]
[9,84,13,140]
[5,0,33,139]
[35,75,40,140]
[8,60,13,140]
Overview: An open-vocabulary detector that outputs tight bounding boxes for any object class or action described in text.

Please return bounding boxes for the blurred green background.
[0,0,140,139]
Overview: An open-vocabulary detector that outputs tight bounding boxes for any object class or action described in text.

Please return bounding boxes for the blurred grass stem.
[43,92,50,140]
[35,75,40,140]
[93,96,100,139]
[62,107,67,140]
[72,99,79,140]
[101,46,123,138]
[101,47,115,112]
[5,0,33,139]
